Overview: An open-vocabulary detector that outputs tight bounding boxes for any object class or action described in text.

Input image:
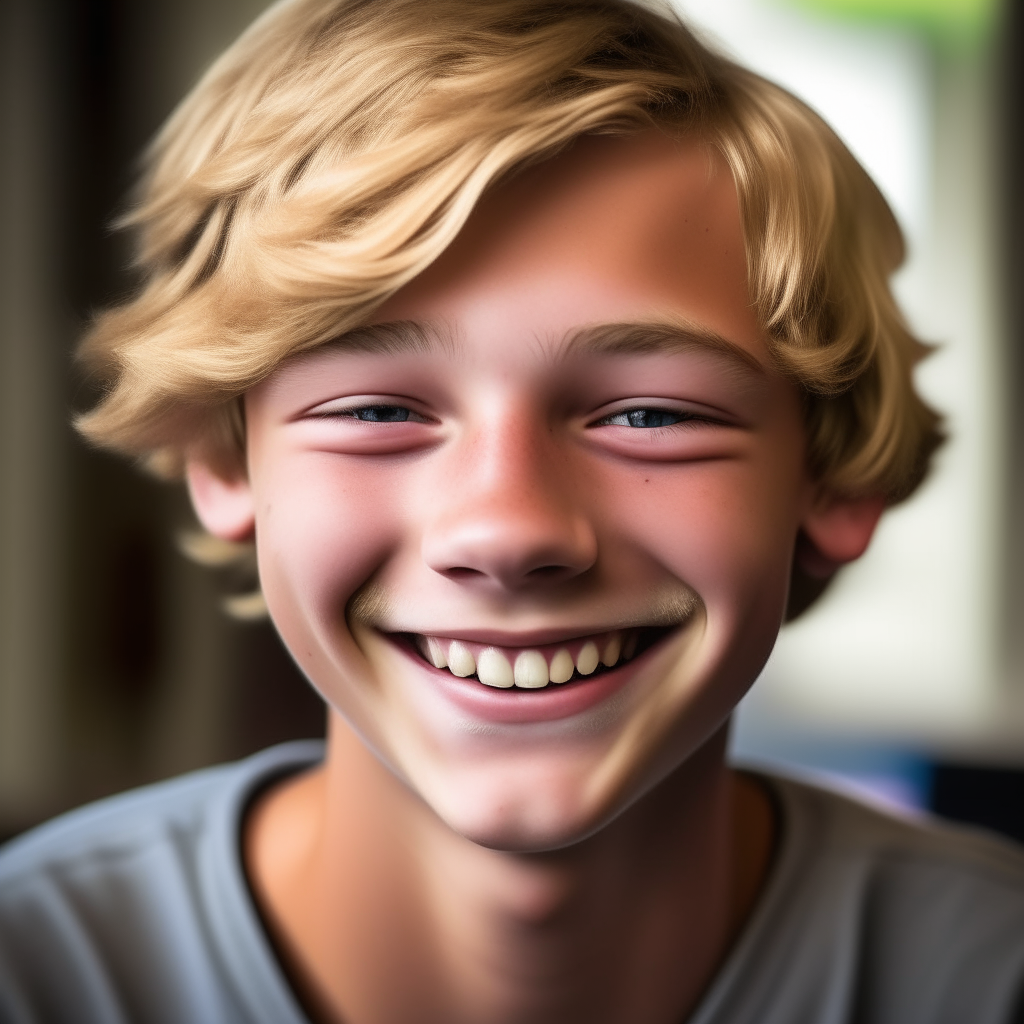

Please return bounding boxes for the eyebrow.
[330,319,455,356]
[561,319,767,377]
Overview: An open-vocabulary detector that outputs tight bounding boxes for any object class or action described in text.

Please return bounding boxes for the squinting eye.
[601,408,693,428]
[346,405,414,422]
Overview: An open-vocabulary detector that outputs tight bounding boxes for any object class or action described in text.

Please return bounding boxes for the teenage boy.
[3,1,1024,1022]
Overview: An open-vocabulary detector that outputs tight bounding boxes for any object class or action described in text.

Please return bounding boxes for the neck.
[245,714,773,1024]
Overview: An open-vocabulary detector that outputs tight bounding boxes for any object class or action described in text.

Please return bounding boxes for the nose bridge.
[422,402,597,587]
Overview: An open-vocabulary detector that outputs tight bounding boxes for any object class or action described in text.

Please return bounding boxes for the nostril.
[443,566,486,580]
[525,565,569,579]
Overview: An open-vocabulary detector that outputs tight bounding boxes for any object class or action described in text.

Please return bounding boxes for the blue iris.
[353,406,411,422]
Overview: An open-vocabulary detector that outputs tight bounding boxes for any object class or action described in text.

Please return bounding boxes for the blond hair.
[77,0,940,504]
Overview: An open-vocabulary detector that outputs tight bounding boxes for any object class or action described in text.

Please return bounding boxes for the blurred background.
[0,0,1021,841]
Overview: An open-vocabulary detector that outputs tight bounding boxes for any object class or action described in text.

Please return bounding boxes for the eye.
[597,408,699,428]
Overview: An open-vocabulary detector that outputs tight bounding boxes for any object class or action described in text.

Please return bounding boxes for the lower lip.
[393,637,660,724]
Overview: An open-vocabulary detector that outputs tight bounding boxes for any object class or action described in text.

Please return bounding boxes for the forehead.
[375,129,765,366]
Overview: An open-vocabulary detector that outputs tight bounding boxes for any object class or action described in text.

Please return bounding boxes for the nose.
[421,409,598,591]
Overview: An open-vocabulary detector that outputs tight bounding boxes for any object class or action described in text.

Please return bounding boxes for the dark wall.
[0,0,323,839]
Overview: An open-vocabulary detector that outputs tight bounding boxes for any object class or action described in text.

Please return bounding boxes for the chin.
[447,808,604,854]
[418,763,631,853]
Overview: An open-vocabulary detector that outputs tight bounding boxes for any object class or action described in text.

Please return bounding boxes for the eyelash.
[594,407,708,429]
[315,404,428,423]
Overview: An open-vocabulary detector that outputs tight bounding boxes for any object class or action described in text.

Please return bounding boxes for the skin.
[188,130,884,1024]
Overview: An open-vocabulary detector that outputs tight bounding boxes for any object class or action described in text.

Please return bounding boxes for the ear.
[185,458,256,542]
[797,493,886,579]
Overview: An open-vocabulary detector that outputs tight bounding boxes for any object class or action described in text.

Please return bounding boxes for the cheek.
[252,450,407,656]
[612,453,803,620]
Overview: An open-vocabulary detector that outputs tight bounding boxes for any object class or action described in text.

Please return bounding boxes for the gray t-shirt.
[2,741,1024,1023]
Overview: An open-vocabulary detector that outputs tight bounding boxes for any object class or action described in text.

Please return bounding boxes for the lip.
[389,627,676,724]
[400,625,630,647]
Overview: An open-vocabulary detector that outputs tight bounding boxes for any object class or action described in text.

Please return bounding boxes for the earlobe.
[797,493,886,579]
[185,459,256,542]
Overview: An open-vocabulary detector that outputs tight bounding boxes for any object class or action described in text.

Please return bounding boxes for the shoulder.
[769,769,1024,869]
[710,771,1024,1024]
[0,740,323,885]
[0,741,322,1024]
[768,771,1024,912]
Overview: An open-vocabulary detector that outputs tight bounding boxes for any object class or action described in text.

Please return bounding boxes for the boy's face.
[223,132,817,850]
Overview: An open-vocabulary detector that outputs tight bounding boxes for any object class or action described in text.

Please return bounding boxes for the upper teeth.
[478,648,515,688]
[576,641,599,676]
[415,631,630,689]
[513,651,548,689]
[447,641,476,678]
[548,649,575,684]
[602,633,622,666]
[424,636,448,669]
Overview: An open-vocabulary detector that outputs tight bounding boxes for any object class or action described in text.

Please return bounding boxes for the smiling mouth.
[401,627,672,691]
